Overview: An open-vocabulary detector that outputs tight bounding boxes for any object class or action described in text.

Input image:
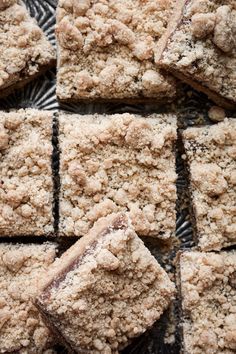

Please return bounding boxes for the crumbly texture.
[0,242,57,353]
[183,118,236,251]
[36,213,175,353]
[59,113,177,238]
[0,109,54,236]
[56,0,177,102]
[158,0,236,108]
[179,251,236,354]
[0,1,55,95]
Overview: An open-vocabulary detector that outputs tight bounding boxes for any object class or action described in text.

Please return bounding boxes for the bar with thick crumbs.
[56,0,177,102]
[0,0,55,97]
[0,242,57,353]
[183,118,236,251]
[156,0,236,109]
[179,251,236,354]
[0,109,54,237]
[59,113,177,238]
[36,213,175,353]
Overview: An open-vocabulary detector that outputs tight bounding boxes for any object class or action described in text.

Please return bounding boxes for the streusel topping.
[56,0,176,100]
[0,243,56,353]
[0,109,54,236]
[180,251,236,354]
[38,214,175,353]
[0,1,55,91]
[183,118,236,251]
[59,113,177,238]
[159,0,236,104]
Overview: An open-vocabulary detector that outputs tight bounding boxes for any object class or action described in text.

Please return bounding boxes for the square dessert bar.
[183,118,236,251]
[179,251,236,354]
[59,112,177,238]
[157,0,236,109]
[56,0,176,102]
[0,242,57,353]
[0,0,55,97]
[0,109,54,236]
[36,213,175,353]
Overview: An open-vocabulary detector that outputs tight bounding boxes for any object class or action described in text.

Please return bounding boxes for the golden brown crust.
[0,109,54,237]
[59,113,177,239]
[56,0,177,101]
[36,213,175,354]
[0,242,57,353]
[180,251,236,354]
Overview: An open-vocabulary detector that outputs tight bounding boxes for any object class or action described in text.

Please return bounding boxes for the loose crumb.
[208,106,226,122]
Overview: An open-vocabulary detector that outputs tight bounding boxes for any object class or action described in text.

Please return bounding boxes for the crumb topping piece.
[0,243,57,353]
[158,0,236,105]
[180,251,236,354]
[208,106,226,122]
[183,118,236,251]
[36,213,175,353]
[59,113,177,238]
[0,1,55,93]
[56,0,176,101]
[0,109,54,236]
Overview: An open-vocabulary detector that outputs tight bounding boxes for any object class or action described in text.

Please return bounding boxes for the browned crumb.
[179,251,236,354]
[36,213,175,353]
[208,106,226,122]
[0,1,55,95]
[0,242,57,353]
[56,0,177,101]
[183,118,236,251]
[0,109,54,236]
[157,0,236,108]
[59,113,177,238]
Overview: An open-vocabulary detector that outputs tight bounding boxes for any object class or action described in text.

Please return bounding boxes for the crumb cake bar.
[56,0,177,102]
[157,0,236,109]
[0,109,54,236]
[0,0,55,97]
[36,213,175,353]
[179,251,236,354]
[59,113,177,238]
[0,242,57,353]
[183,118,236,251]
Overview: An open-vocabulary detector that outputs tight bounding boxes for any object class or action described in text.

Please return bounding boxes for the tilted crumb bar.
[0,109,54,236]
[59,112,177,238]
[0,0,55,97]
[36,213,175,353]
[179,251,236,354]
[183,118,236,251]
[56,0,177,102]
[0,242,57,353]
[157,0,236,109]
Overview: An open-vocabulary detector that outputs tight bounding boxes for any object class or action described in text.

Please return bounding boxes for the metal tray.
[0,1,235,353]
